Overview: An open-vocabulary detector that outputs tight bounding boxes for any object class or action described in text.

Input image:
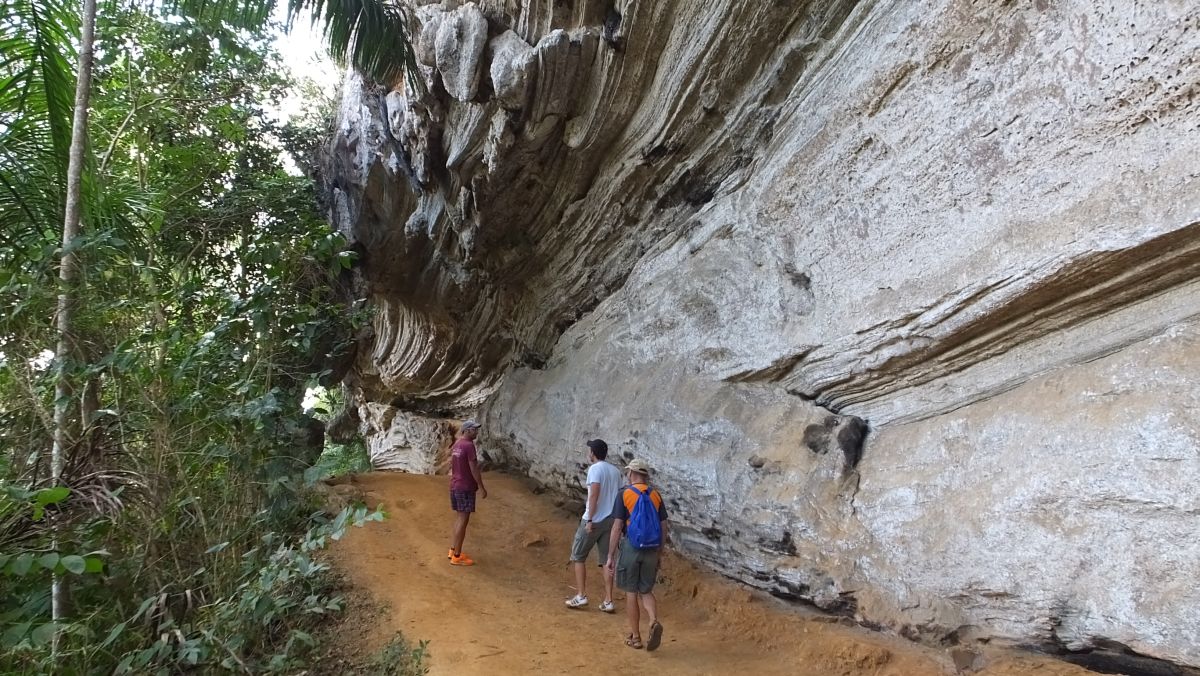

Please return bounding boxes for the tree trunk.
[51,0,99,640]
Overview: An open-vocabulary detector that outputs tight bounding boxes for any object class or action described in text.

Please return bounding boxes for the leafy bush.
[368,632,432,676]
[0,2,383,673]
[105,505,384,674]
[307,440,374,483]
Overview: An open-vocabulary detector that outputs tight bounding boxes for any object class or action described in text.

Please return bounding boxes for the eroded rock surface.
[357,403,454,473]
[325,0,1200,666]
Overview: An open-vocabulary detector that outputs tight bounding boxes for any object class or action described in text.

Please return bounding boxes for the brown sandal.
[646,621,663,651]
[625,634,643,649]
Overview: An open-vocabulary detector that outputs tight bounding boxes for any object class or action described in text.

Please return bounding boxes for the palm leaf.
[24,0,78,164]
[156,0,419,87]
[287,0,419,88]
[0,0,79,256]
[159,0,274,32]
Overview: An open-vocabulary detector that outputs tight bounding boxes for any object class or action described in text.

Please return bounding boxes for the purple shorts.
[450,490,476,513]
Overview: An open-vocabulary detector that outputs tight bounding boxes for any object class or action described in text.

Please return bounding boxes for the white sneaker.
[565,594,588,609]
[598,600,615,613]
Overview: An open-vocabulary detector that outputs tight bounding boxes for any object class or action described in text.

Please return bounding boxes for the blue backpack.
[625,485,662,549]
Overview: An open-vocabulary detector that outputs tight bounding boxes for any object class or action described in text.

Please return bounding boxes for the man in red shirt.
[447,419,487,566]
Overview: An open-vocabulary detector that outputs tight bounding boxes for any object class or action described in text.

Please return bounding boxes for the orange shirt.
[612,483,668,521]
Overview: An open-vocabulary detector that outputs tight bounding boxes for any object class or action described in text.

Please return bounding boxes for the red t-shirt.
[449,438,478,492]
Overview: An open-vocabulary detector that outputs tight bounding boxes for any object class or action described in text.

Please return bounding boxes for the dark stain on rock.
[825,591,858,616]
[803,414,869,470]
[1046,636,1200,676]
[760,530,798,557]
[802,415,837,454]
[766,577,810,603]
[685,181,716,206]
[701,526,723,541]
[640,142,673,164]
[782,262,811,290]
[1060,650,1197,676]
[515,350,548,370]
[602,5,623,49]
[837,416,868,469]
[655,169,718,209]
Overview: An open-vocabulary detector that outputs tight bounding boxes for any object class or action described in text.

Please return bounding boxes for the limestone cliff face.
[326,0,1200,666]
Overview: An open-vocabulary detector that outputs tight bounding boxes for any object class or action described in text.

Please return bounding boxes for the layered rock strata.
[326,0,1200,666]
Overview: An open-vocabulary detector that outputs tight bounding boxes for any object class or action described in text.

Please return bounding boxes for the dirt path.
[326,472,1092,676]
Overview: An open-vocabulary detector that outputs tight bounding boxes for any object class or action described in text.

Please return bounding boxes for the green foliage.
[99,504,383,674]
[304,387,372,482]
[155,0,421,88]
[0,0,78,259]
[306,440,372,483]
[0,503,383,672]
[286,0,421,89]
[368,632,431,676]
[0,0,385,673]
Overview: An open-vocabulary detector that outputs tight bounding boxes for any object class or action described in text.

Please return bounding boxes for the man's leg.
[573,561,587,598]
[639,590,658,624]
[641,550,664,651]
[596,520,614,605]
[625,591,641,638]
[451,511,470,554]
[603,560,615,605]
[566,521,593,605]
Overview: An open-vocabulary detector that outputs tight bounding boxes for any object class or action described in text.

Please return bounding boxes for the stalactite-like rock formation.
[325,0,1200,667]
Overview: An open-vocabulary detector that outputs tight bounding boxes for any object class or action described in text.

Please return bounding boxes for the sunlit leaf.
[34,486,70,506]
[61,554,85,574]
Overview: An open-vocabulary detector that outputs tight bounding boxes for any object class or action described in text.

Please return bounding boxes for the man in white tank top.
[565,438,623,612]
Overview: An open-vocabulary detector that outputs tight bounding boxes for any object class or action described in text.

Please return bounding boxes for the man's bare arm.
[659,520,669,569]
[470,459,487,498]
[585,482,599,532]
[605,518,623,570]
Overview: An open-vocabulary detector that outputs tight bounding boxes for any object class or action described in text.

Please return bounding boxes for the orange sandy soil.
[323,472,1094,676]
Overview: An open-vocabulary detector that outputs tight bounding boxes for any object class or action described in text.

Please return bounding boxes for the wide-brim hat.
[625,458,652,475]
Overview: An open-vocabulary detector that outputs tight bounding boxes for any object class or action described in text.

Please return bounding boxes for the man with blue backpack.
[604,458,669,651]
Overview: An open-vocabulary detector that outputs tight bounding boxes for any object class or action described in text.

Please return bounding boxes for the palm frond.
[0,0,80,250]
[0,0,79,164]
[24,0,79,164]
[159,0,274,32]
[153,0,419,90]
[287,0,420,89]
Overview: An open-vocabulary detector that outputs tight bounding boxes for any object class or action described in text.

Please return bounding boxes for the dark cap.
[586,439,608,455]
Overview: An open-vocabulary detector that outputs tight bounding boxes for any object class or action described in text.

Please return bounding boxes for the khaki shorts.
[569,516,614,565]
[616,539,660,594]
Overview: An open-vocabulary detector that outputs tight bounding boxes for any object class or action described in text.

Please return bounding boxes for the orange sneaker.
[450,552,475,566]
